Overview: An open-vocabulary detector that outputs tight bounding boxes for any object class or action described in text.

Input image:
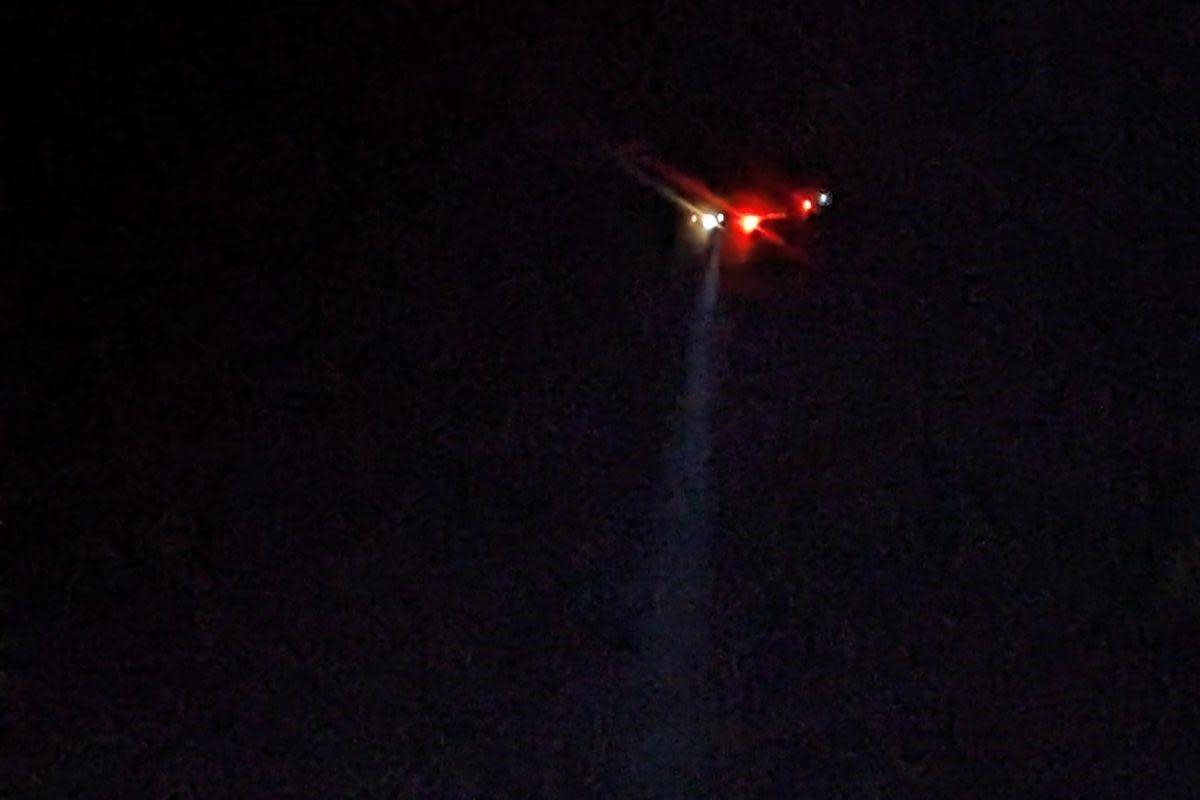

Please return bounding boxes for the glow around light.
[701,213,718,230]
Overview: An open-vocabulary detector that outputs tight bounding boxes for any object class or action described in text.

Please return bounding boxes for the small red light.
[740,214,761,233]
[802,198,813,212]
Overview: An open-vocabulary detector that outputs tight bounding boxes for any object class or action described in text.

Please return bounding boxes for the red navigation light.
[740,214,761,233]
[801,198,813,212]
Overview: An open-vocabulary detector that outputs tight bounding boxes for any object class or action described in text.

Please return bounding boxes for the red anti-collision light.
[740,214,761,233]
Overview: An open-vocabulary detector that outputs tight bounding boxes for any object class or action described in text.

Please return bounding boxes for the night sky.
[6,4,1200,797]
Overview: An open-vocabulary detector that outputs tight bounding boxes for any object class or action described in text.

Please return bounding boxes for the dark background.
[5,3,1199,797]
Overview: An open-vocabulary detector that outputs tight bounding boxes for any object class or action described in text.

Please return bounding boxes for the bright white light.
[818,192,831,206]
[690,213,698,224]
[701,213,718,230]
[717,212,725,222]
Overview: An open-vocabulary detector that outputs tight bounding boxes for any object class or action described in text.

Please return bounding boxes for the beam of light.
[637,238,720,796]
